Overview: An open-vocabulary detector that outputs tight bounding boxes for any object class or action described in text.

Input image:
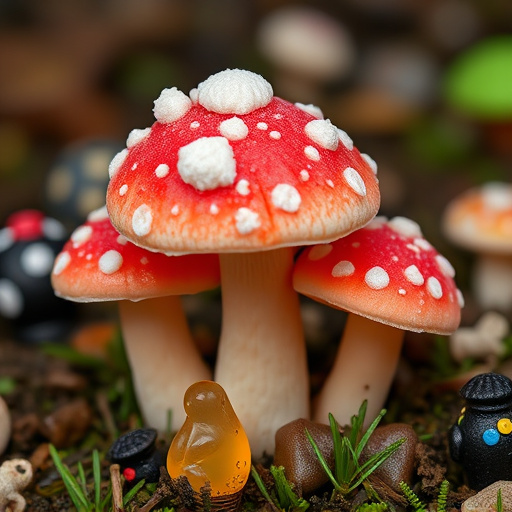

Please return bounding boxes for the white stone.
[197,69,273,114]
[132,204,153,236]
[99,250,123,275]
[153,87,192,123]
[271,184,301,212]
[305,119,339,150]
[177,136,236,191]
[219,117,249,140]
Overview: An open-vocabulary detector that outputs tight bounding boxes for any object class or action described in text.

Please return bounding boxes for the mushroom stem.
[119,296,211,432]
[214,248,309,458]
[473,253,512,311]
[313,314,403,427]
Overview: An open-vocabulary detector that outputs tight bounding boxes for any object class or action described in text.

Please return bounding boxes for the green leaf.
[305,429,341,492]
[123,479,146,505]
[251,465,277,508]
[92,450,102,510]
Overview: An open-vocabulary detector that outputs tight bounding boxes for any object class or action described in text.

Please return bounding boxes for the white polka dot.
[343,167,366,196]
[171,205,180,215]
[388,217,422,239]
[365,266,389,290]
[305,119,339,150]
[189,88,198,104]
[0,279,23,318]
[53,251,71,275]
[177,136,236,191]
[257,122,268,130]
[210,204,219,215]
[236,179,250,196]
[71,225,93,247]
[361,153,378,174]
[404,265,424,285]
[271,184,301,212]
[87,206,109,222]
[219,117,249,140]
[197,69,273,115]
[131,163,138,171]
[332,260,355,277]
[126,127,151,148]
[304,146,320,161]
[108,149,128,178]
[119,184,128,196]
[299,170,310,181]
[235,208,260,234]
[117,235,128,245]
[155,163,170,178]
[190,121,200,129]
[326,180,334,188]
[406,244,421,253]
[132,204,152,236]
[21,243,55,277]
[269,131,281,140]
[308,244,332,260]
[153,87,192,123]
[294,103,324,119]
[398,288,406,295]
[338,129,353,150]
[414,238,432,251]
[99,250,123,275]
[141,257,148,265]
[456,289,465,308]
[435,255,455,278]
[427,276,443,299]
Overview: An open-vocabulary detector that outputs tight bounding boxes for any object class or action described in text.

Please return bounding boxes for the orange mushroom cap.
[106,69,380,254]
[293,216,463,334]
[51,206,220,302]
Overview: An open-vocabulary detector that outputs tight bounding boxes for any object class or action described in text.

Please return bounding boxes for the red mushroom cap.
[106,69,380,254]
[293,216,463,334]
[51,206,220,302]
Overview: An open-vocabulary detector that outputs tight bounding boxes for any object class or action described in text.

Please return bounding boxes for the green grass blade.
[355,408,386,458]
[77,461,88,499]
[92,450,101,510]
[123,479,146,505]
[305,428,341,491]
[100,484,113,510]
[49,444,90,511]
[328,414,348,485]
[270,465,310,511]
[349,401,367,447]
[251,465,278,508]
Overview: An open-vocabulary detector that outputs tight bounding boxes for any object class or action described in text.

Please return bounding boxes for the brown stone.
[360,423,418,491]
[274,418,337,494]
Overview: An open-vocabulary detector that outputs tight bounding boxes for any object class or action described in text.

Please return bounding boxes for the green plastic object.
[444,36,512,120]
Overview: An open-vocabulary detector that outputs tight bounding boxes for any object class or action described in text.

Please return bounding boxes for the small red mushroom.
[51,206,220,431]
[105,68,380,456]
[294,216,463,426]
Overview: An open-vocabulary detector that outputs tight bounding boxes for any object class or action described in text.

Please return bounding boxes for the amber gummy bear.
[167,380,251,496]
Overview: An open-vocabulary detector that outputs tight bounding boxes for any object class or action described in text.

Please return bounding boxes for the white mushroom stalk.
[294,216,463,427]
[51,207,219,432]
[105,69,381,456]
[0,395,11,455]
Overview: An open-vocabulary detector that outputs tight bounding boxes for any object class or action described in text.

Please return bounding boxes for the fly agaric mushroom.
[51,206,219,431]
[443,181,512,311]
[293,216,463,426]
[105,68,380,456]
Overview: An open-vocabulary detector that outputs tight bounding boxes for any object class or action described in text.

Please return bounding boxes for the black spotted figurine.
[108,428,163,485]
[449,372,512,490]
[0,210,76,342]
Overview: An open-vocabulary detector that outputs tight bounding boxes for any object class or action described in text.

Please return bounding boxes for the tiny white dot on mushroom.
[326,179,334,188]
[436,254,456,278]
[419,299,425,306]
[361,153,378,174]
[305,119,339,151]
[126,127,151,148]
[141,257,148,265]
[153,87,192,123]
[427,277,443,299]
[295,103,324,119]
[332,260,355,277]
[304,146,320,161]
[271,184,301,213]
[86,254,92,260]
[456,289,465,308]
[299,170,310,181]
[99,250,123,275]
[171,205,180,215]
[71,225,93,248]
[352,242,360,248]
[256,122,268,130]
[404,265,424,285]
[236,179,250,196]
[308,244,333,260]
[365,266,389,290]
[210,204,219,215]
[414,238,432,251]
[117,235,128,245]
[343,167,366,196]
[190,121,200,129]
[53,251,71,275]
[398,288,407,295]
[338,129,353,150]
[108,149,128,178]
[155,163,170,178]
[131,163,138,171]
[388,217,422,238]
[235,207,260,234]
[406,243,421,253]
[132,204,153,236]
[269,131,281,140]
[391,255,399,262]
[274,113,283,119]
[119,184,128,196]
[219,117,249,141]
[78,250,85,257]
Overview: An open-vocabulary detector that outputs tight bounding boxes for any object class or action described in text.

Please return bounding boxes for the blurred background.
[0,0,511,336]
